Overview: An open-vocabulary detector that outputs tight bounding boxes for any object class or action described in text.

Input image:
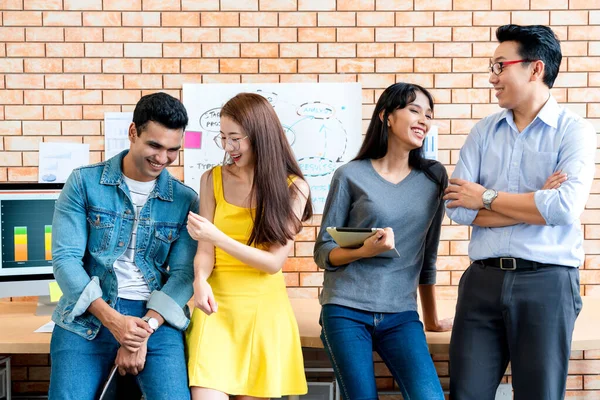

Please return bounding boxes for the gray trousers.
[449,262,582,400]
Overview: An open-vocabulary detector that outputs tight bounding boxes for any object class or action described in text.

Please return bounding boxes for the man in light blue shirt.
[444,25,596,400]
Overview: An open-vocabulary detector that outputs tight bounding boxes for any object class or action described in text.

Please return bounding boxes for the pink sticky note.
[185,131,202,149]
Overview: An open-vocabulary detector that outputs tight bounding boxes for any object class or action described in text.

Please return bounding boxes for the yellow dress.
[186,166,308,397]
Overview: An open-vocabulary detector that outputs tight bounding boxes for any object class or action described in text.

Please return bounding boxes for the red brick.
[162,11,200,27]
[278,12,316,27]
[23,121,61,136]
[103,59,141,74]
[25,27,64,42]
[142,59,180,74]
[3,11,43,26]
[24,90,62,104]
[44,105,82,120]
[0,27,25,42]
[43,11,82,26]
[5,74,44,89]
[123,11,161,26]
[45,74,84,89]
[7,43,45,57]
[104,27,142,42]
[46,43,84,58]
[298,27,336,42]
[64,90,102,104]
[63,58,101,73]
[102,90,141,104]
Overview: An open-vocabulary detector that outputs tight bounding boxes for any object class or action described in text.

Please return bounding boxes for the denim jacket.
[51,151,199,340]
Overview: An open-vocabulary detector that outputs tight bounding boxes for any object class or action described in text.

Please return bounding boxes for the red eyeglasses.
[488,59,538,75]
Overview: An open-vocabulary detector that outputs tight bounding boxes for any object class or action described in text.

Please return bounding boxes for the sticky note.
[185,131,202,149]
[49,281,63,303]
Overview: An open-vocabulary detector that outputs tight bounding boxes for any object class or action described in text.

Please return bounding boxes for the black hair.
[354,83,448,198]
[133,92,189,134]
[496,24,562,88]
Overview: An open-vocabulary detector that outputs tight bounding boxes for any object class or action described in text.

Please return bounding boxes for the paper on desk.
[38,142,90,183]
[34,320,55,333]
[105,112,133,159]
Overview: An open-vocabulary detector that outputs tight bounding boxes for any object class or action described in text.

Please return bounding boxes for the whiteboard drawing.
[183,83,363,213]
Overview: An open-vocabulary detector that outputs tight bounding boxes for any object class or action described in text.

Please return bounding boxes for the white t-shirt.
[113,176,155,300]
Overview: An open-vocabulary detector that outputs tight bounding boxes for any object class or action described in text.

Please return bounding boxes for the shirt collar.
[495,95,559,130]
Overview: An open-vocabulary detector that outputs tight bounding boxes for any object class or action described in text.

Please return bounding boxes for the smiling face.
[489,40,537,111]
[386,90,432,152]
[220,115,254,169]
[123,121,183,182]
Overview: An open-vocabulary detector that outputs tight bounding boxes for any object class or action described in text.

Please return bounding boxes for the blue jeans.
[320,304,444,400]
[49,298,190,400]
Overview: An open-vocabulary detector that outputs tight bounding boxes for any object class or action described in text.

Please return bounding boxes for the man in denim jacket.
[48,93,198,400]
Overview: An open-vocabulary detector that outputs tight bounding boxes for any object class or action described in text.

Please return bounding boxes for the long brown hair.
[221,93,313,247]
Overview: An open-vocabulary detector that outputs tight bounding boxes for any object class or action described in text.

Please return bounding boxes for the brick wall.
[1,0,600,397]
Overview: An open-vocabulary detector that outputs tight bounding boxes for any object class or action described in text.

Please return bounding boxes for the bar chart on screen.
[1,199,55,269]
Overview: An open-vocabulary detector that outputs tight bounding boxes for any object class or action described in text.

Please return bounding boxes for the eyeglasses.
[213,135,249,150]
[488,59,537,76]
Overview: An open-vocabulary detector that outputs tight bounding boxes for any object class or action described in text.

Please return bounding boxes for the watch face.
[483,190,494,202]
[144,317,158,330]
[148,318,159,330]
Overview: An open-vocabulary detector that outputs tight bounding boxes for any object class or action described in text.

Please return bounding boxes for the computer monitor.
[0,183,63,314]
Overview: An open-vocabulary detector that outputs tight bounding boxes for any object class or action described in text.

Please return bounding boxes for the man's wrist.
[142,315,159,332]
[482,188,498,210]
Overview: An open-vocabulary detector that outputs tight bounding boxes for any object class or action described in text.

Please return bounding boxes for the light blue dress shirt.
[446,96,596,267]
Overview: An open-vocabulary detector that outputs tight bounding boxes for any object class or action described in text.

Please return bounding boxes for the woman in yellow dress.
[185,92,312,399]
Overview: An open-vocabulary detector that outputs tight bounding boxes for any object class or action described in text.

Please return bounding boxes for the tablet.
[326,227,400,258]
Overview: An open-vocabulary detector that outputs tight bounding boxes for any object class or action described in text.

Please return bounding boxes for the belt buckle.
[500,257,517,270]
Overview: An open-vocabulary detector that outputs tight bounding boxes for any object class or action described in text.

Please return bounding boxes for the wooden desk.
[1,297,600,354]
[291,297,600,353]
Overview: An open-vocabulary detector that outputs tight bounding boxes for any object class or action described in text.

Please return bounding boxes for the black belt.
[474,257,552,271]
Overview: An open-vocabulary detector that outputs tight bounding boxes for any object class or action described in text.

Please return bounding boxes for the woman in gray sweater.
[314,83,451,400]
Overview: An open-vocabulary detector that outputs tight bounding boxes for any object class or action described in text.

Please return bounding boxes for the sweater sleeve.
[314,169,352,272]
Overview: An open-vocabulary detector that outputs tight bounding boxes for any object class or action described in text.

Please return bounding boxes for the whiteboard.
[104,112,132,160]
[182,83,363,213]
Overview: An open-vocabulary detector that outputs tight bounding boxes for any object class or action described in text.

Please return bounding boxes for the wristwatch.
[142,316,159,332]
[482,189,498,210]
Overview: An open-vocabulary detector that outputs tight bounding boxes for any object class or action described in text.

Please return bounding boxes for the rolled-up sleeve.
[314,171,351,271]
[52,170,103,321]
[147,195,199,330]
[534,120,596,226]
[445,125,482,226]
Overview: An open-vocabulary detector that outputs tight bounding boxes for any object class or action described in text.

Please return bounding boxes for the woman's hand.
[425,317,454,332]
[187,211,224,243]
[193,279,218,316]
[360,227,395,258]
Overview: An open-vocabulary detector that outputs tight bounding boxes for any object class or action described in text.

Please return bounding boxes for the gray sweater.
[314,159,446,313]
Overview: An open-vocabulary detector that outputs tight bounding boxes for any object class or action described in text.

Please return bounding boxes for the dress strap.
[212,166,224,203]
[287,175,298,187]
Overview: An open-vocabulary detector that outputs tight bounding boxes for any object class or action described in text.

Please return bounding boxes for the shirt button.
[125,209,131,214]
[107,299,112,305]
[86,329,92,336]
[118,242,124,247]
